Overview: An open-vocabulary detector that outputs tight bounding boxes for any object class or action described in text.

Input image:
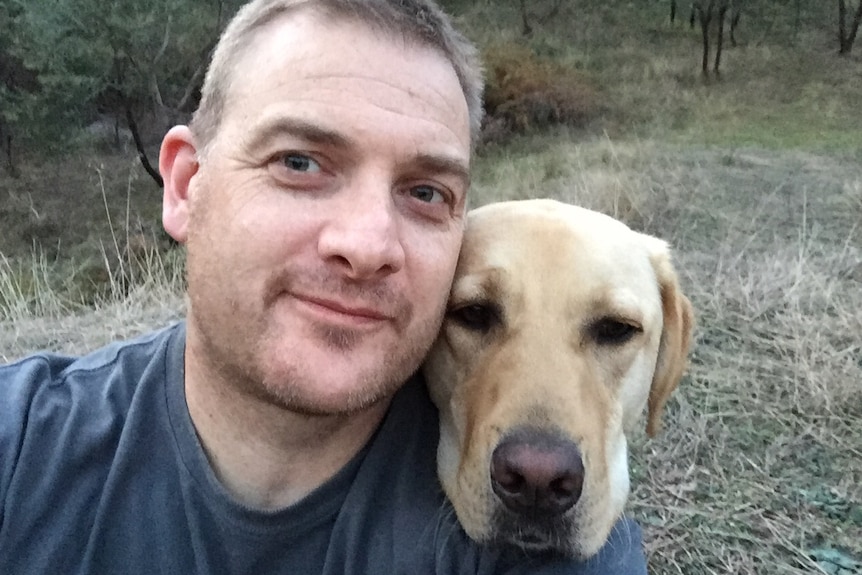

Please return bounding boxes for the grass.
[2,0,862,572]
[0,173,185,362]
[452,0,862,152]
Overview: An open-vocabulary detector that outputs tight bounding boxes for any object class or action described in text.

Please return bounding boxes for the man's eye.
[409,185,445,204]
[281,153,320,173]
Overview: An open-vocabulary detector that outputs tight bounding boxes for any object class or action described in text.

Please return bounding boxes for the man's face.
[169,12,471,416]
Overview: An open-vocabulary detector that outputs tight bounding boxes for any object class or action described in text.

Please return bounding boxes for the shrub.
[481,41,599,139]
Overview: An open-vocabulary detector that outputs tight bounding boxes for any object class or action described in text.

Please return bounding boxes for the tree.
[517,0,564,36]
[688,0,742,76]
[0,0,37,176]
[3,0,242,186]
[838,0,862,54]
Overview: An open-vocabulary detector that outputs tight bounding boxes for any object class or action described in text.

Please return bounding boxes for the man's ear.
[646,242,695,437]
[159,126,199,244]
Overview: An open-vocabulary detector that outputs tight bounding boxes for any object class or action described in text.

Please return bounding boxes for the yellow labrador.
[423,199,693,559]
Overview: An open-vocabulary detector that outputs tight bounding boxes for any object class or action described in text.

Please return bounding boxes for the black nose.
[490,430,584,516]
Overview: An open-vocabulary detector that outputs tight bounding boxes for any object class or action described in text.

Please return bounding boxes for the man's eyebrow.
[245,117,353,152]
[411,153,471,188]
[245,116,470,186]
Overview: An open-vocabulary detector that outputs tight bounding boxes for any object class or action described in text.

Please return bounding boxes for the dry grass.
[0,241,186,361]
[453,0,862,152]
[0,177,186,361]
[0,287,185,362]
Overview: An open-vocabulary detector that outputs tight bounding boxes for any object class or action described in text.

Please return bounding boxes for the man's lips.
[293,294,392,323]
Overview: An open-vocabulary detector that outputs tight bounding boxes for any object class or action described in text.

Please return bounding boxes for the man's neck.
[184,351,391,510]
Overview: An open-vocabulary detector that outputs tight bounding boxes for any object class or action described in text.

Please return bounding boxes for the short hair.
[191,0,484,153]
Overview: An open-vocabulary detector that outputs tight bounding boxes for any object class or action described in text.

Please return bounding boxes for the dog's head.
[423,199,693,558]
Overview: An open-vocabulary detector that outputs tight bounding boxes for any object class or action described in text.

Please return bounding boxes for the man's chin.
[256,365,405,417]
[270,391,392,418]
[249,317,438,415]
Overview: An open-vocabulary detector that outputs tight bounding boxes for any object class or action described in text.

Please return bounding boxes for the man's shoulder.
[1,318,181,402]
[1,322,182,386]
[0,322,184,485]
[0,322,193,574]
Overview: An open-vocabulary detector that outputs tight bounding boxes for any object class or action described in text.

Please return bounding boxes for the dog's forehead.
[461,200,657,282]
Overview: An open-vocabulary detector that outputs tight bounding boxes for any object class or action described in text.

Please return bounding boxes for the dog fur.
[423,199,694,558]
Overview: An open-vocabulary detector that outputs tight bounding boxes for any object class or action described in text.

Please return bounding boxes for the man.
[0,1,648,573]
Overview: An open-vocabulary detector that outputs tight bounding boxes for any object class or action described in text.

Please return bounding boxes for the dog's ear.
[645,240,694,437]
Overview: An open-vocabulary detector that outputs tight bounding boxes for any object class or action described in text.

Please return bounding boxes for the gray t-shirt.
[0,322,647,574]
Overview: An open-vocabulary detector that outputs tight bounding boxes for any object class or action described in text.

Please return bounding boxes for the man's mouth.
[293,293,393,325]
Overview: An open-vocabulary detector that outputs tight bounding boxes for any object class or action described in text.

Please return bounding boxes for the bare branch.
[176,61,206,112]
[123,98,163,189]
[153,17,172,66]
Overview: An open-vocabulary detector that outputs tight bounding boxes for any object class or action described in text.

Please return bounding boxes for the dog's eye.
[449,303,499,333]
[590,318,641,345]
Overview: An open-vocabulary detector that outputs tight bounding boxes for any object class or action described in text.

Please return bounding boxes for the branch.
[519,0,532,36]
[176,60,206,112]
[839,0,848,52]
[150,74,165,110]
[123,98,163,188]
[153,17,172,66]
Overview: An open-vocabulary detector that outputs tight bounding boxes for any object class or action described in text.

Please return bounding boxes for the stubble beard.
[256,318,438,417]
[189,264,448,418]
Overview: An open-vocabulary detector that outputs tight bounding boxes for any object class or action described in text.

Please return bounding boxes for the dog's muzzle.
[488,427,583,551]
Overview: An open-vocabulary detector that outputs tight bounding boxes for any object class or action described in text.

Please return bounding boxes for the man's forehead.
[224,10,468,135]
[240,7,438,75]
[228,11,452,104]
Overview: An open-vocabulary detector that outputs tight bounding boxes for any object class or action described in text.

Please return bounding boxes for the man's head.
[159,0,479,417]
[192,0,484,155]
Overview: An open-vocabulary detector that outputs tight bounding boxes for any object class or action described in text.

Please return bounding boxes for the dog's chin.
[489,508,581,557]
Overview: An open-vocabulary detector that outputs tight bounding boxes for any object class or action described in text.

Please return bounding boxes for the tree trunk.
[730,7,740,47]
[839,0,850,53]
[699,4,713,75]
[519,0,532,36]
[671,0,677,23]
[845,0,862,53]
[3,134,18,178]
[715,4,728,74]
[794,0,801,41]
[123,100,163,189]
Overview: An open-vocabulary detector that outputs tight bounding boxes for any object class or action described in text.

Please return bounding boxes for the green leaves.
[1,0,243,151]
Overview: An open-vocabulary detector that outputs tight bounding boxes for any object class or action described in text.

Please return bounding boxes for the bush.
[481,41,599,140]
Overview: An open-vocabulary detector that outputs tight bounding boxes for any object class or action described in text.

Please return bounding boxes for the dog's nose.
[490,432,584,516]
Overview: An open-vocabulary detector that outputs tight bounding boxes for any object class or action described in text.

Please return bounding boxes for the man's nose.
[317,187,406,280]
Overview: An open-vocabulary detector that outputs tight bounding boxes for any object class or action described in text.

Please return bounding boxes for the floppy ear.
[646,244,695,437]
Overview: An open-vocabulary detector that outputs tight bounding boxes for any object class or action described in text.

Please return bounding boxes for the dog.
[423,199,694,559]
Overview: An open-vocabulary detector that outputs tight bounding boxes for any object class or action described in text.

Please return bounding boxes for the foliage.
[0,0,242,152]
[481,41,598,139]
